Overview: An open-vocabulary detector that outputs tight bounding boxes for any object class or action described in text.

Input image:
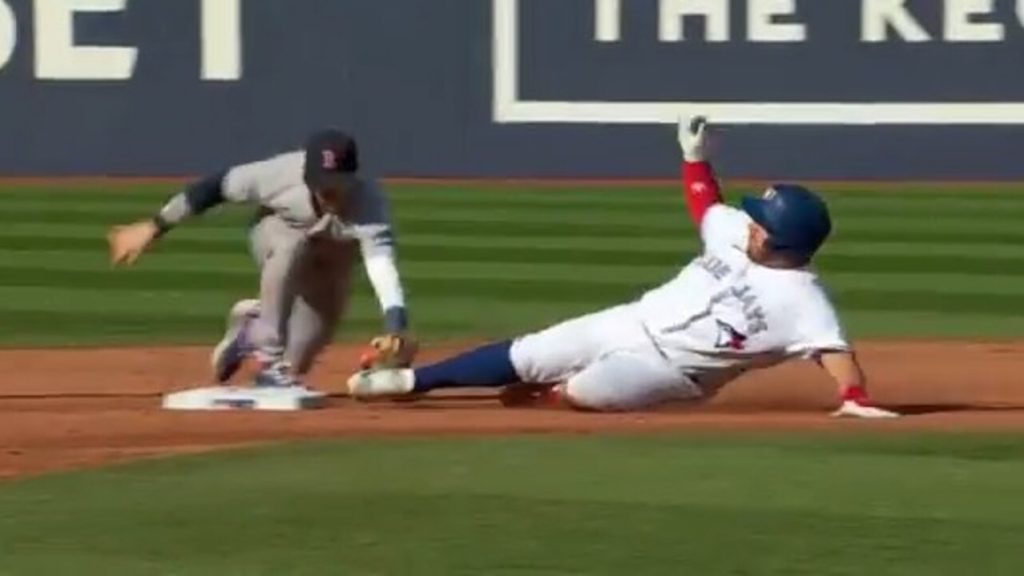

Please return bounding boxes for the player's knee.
[562,380,628,412]
[508,336,572,384]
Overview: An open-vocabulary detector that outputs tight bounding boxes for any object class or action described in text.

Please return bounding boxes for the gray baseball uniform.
[154,150,407,374]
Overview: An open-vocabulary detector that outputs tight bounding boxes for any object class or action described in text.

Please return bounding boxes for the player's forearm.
[682,161,723,226]
[818,350,869,399]
[363,249,409,332]
[819,349,898,417]
[152,170,229,236]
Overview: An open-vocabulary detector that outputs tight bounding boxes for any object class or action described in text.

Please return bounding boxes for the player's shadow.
[888,403,1024,416]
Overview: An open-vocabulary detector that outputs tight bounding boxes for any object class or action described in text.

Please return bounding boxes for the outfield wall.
[1,0,1022,180]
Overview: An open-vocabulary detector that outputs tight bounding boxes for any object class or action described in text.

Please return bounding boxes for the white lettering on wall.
[748,0,806,42]
[659,0,730,42]
[0,0,15,70]
[34,0,138,80]
[201,0,242,80]
[945,0,1003,42]
[594,0,621,42]
[862,0,931,42]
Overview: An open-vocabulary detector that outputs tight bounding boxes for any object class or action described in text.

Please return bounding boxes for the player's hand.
[677,115,710,162]
[831,399,900,419]
[359,332,419,369]
[107,219,160,267]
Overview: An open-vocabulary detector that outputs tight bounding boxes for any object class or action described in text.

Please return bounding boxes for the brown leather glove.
[107,219,161,266]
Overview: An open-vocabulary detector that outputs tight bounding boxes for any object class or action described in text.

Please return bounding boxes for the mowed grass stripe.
[1,266,1021,315]
[395,190,1024,216]
[0,310,475,346]
[400,220,1024,244]
[5,253,1024,297]
[3,227,1024,256]
[0,299,590,346]
[13,191,1024,220]
[6,182,1024,204]
[2,188,1024,237]
[0,223,252,242]
[4,225,1024,260]
[9,199,1024,232]
[6,249,1024,280]
[0,286,586,322]
[4,220,1003,245]
[393,183,1024,201]
[844,311,1024,338]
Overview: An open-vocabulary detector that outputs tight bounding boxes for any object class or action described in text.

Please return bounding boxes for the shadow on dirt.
[888,403,1024,415]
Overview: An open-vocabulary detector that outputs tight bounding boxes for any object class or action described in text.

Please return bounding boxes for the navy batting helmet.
[741,184,832,260]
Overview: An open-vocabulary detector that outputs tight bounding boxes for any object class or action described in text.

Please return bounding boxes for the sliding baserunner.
[347,117,897,418]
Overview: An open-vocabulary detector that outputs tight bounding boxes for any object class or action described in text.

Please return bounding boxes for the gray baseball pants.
[245,214,356,374]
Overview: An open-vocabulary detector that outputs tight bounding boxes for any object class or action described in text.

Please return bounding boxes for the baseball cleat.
[211,299,261,382]
[831,400,900,419]
[347,368,415,400]
[254,360,304,388]
[211,299,260,381]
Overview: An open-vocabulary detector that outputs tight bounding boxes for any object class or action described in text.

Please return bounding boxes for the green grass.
[2,183,1021,575]
[2,182,1024,346]
[1,433,1023,575]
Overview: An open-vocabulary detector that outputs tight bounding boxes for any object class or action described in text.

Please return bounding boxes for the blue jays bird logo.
[715,320,748,351]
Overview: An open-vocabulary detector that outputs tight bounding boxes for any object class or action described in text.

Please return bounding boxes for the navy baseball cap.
[303,129,359,192]
[741,184,832,259]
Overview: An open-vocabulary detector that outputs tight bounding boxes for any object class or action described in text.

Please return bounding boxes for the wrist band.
[152,214,173,238]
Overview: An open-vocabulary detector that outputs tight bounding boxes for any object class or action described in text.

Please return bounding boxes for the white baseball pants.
[509,303,702,411]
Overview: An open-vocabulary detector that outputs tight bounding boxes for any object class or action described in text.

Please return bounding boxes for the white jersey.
[636,204,848,388]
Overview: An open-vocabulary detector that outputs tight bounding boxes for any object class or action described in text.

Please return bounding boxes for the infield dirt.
[2,341,1023,479]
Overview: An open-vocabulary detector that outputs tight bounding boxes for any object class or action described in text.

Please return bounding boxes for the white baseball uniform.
[156,150,406,374]
[509,204,848,411]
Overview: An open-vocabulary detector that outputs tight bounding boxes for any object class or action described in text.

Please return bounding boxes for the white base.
[161,385,328,411]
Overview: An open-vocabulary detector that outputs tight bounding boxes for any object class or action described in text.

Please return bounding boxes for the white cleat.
[831,400,900,419]
[347,368,416,400]
[253,360,305,388]
[211,299,261,382]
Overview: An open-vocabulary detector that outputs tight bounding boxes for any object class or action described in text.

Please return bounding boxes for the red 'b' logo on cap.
[321,150,337,170]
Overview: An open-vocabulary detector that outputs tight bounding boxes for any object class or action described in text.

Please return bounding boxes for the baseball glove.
[107,219,161,266]
[359,333,419,369]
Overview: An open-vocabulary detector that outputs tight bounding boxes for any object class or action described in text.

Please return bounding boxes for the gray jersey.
[220,151,393,248]
[156,150,408,331]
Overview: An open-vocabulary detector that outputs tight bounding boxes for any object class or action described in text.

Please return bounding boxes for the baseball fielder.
[107,130,417,388]
[347,117,898,418]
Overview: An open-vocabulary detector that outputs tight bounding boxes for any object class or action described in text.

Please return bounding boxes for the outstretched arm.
[106,155,282,266]
[358,234,419,369]
[358,227,409,334]
[355,196,418,370]
[677,117,724,227]
[106,171,230,266]
[817,350,899,418]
